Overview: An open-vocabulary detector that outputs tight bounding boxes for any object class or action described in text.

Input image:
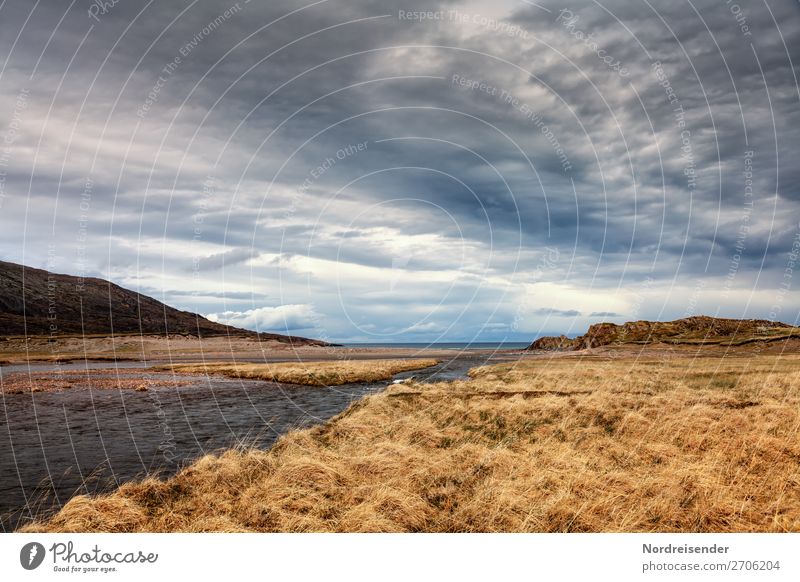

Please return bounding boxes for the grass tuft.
[159,359,439,386]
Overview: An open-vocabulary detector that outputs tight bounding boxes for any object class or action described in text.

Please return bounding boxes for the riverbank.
[21,351,800,532]
[160,359,440,386]
[1,352,500,531]
[0,360,440,394]
[0,368,186,394]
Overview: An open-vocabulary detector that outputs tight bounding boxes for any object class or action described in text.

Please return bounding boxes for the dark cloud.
[1,0,798,340]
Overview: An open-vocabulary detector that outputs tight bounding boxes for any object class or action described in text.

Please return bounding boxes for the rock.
[528,316,795,351]
[527,335,578,351]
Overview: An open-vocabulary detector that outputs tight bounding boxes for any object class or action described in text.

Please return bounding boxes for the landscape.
[0,260,798,532]
[1,0,799,558]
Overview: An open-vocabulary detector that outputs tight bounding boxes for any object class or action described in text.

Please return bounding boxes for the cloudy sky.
[1,0,798,342]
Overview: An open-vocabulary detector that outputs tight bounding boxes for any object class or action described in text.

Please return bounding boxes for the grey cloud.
[1,0,799,340]
[190,247,259,271]
[533,308,582,317]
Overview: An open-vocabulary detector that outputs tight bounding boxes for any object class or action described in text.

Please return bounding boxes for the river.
[0,354,499,531]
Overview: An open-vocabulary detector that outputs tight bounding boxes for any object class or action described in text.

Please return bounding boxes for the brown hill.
[528,316,799,351]
[0,260,326,345]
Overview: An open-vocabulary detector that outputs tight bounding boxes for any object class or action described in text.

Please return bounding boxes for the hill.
[0,260,325,345]
[528,316,799,351]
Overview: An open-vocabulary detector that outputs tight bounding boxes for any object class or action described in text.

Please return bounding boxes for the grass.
[158,359,440,386]
[22,354,800,532]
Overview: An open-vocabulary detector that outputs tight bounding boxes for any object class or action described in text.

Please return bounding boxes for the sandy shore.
[0,334,519,365]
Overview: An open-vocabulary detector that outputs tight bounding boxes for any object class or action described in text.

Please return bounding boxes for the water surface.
[0,355,500,531]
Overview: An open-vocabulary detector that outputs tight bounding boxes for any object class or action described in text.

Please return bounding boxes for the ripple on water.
[0,375,383,531]
[0,354,492,531]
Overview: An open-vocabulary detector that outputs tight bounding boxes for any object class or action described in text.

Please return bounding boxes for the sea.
[342,342,530,350]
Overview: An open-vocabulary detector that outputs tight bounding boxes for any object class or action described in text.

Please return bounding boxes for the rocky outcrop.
[528,316,795,351]
[527,334,579,350]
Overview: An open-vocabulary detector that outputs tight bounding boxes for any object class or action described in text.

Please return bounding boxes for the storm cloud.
[0,0,798,341]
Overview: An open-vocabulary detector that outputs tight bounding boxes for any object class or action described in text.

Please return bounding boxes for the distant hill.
[528,316,800,351]
[0,260,327,345]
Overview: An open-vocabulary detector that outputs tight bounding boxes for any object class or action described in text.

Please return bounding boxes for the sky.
[0,0,798,343]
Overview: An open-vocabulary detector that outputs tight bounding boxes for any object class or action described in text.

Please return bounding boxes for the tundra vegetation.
[24,353,800,532]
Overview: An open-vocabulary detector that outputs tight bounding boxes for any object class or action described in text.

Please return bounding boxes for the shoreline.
[15,348,800,532]
[0,334,529,365]
[5,335,800,532]
[0,354,494,531]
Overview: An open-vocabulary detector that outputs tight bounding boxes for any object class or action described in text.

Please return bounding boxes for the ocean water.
[343,342,531,350]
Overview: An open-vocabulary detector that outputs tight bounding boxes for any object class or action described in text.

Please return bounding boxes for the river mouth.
[0,353,508,531]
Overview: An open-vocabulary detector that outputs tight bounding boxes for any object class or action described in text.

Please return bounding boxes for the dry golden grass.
[23,354,800,532]
[159,359,439,386]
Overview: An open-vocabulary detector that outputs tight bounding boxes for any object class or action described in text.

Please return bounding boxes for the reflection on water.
[0,355,494,531]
